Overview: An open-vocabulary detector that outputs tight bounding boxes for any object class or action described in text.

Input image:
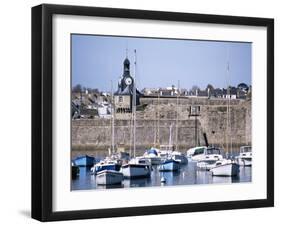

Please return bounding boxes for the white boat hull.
[96,170,123,185]
[210,163,239,176]
[197,161,217,170]
[121,164,151,178]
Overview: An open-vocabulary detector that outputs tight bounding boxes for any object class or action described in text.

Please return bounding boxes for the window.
[193,148,205,156]
[190,105,201,116]
[118,96,123,103]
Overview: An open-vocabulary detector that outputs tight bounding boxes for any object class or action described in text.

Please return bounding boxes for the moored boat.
[192,147,223,163]
[186,146,207,160]
[210,159,239,176]
[143,148,162,165]
[96,170,123,185]
[121,158,151,178]
[71,161,80,178]
[235,146,252,166]
[158,145,173,161]
[73,155,95,167]
[171,151,188,165]
[195,147,223,170]
[91,159,122,174]
[159,159,180,171]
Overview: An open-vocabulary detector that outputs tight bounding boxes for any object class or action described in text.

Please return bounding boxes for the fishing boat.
[210,159,239,176]
[171,151,188,164]
[71,161,80,178]
[235,146,252,166]
[143,148,162,165]
[96,170,123,185]
[73,155,95,167]
[159,158,180,171]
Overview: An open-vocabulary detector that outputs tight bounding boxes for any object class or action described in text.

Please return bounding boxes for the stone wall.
[72,97,251,151]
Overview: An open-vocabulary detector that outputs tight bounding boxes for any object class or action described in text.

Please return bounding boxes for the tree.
[72,84,82,93]
[206,84,214,92]
[191,85,200,92]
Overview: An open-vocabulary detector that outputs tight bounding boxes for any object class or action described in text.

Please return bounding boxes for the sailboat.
[95,81,123,185]
[121,49,152,178]
[143,148,162,165]
[210,55,239,177]
[158,124,180,172]
[171,81,188,165]
[157,124,174,160]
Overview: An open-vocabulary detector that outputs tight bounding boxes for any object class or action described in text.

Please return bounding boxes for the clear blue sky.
[72,34,251,92]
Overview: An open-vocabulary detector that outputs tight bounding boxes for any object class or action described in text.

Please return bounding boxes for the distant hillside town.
[72,56,251,119]
[72,82,251,119]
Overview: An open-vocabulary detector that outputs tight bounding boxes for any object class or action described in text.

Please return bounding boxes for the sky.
[71,34,251,92]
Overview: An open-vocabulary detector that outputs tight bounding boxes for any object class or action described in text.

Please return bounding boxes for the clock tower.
[119,57,134,92]
[114,57,140,113]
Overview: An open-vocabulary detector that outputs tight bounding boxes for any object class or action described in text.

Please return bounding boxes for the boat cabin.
[240,146,252,153]
[206,147,222,155]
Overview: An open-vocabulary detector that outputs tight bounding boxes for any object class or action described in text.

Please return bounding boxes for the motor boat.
[96,170,123,185]
[186,146,207,159]
[193,147,223,170]
[195,147,224,170]
[210,159,239,176]
[235,146,252,166]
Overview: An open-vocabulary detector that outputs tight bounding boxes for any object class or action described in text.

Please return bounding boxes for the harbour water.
[71,151,251,190]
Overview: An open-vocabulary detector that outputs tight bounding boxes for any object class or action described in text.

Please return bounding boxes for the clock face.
[125,77,132,86]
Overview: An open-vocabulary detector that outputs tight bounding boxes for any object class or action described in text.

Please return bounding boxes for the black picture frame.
[32,4,274,222]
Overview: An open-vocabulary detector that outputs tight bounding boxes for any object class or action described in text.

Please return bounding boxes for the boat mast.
[157,91,160,147]
[111,80,115,154]
[175,80,180,152]
[168,124,173,147]
[226,48,232,157]
[133,49,137,158]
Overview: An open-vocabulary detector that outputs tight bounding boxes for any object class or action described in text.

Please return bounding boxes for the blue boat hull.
[74,155,95,167]
[159,160,180,171]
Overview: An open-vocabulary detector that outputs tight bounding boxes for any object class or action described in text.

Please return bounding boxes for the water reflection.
[71,160,252,190]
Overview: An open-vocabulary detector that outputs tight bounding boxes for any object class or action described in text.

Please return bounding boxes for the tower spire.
[126,41,128,58]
